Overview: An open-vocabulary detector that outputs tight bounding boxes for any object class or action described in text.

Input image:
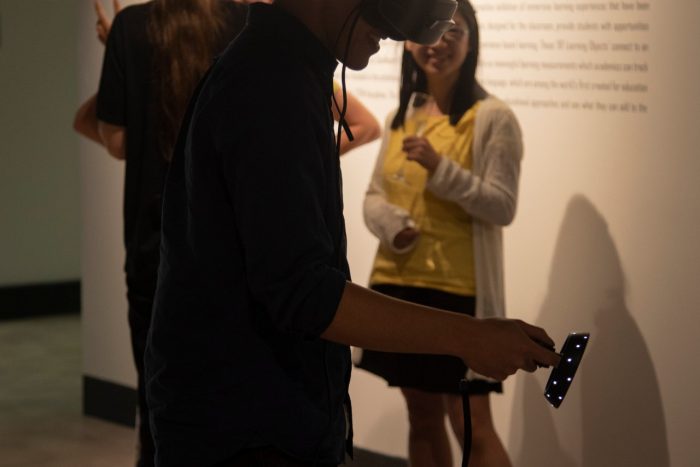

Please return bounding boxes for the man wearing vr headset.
[144,1,560,466]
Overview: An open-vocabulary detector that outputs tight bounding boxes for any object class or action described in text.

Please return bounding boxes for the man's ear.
[404,41,415,52]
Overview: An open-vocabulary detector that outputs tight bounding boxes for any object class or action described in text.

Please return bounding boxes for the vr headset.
[361,0,458,45]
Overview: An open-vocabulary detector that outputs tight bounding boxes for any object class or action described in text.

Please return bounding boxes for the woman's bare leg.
[401,387,453,467]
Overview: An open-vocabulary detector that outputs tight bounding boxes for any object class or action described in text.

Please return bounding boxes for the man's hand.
[94,0,122,45]
[462,318,561,381]
[393,227,420,250]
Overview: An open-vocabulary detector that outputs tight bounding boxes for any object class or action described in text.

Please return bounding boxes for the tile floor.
[0,315,136,467]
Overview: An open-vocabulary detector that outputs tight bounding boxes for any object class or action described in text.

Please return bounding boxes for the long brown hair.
[148,0,229,161]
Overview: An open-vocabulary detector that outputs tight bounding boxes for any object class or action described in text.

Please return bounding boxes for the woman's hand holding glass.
[390,91,442,252]
[392,91,433,184]
[402,136,442,174]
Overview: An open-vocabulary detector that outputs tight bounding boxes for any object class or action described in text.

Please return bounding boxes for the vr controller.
[361,0,458,45]
[544,332,590,408]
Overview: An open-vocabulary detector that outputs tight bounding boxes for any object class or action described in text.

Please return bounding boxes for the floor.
[0,315,405,467]
[0,315,136,467]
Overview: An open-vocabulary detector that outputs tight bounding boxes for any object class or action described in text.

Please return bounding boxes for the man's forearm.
[322,281,561,382]
[322,281,475,358]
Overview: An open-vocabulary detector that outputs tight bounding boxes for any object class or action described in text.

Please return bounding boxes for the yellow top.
[370,103,481,296]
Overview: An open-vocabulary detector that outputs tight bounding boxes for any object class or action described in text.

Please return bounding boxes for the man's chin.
[343,53,375,71]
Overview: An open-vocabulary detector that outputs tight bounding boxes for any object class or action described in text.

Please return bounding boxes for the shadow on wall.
[509,195,669,467]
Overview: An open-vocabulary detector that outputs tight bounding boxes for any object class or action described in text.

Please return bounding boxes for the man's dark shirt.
[145,5,352,467]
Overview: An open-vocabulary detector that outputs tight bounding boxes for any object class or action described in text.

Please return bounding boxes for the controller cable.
[459,378,473,467]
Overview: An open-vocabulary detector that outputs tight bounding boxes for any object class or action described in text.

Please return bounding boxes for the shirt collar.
[247,3,338,85]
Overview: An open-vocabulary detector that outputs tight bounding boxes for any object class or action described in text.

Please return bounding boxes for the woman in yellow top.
[359,1,523,466]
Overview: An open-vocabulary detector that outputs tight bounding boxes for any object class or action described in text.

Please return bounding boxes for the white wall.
[344,1,700,466]
[0,0,81,286]
[79,0,140,388]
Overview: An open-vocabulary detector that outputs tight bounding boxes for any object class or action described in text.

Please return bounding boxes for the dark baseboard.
[0,280,80,320]
[349,448,407,466]
[82,375,407,465]
[83,375,136,427]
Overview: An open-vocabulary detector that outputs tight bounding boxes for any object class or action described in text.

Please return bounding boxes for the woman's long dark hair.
[148,0,229,161]
[391,0,485,130]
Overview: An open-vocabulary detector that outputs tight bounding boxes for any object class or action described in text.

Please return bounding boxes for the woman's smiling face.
[406,11,470,78]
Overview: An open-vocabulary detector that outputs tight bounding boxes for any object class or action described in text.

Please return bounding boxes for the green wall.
[0,0,81,286]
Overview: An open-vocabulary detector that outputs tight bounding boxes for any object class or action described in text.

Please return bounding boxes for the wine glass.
[392,91,433,184]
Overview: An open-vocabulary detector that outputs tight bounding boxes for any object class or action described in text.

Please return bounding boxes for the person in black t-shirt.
[73,2,247,466]
[144,1,560,467]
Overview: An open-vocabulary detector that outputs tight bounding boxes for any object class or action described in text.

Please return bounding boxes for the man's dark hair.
[391,0,485,129]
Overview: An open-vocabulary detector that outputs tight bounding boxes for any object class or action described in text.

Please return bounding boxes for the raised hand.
[94,0,122,45]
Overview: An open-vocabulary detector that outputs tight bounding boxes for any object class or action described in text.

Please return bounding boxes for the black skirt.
[356,284,502,395]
